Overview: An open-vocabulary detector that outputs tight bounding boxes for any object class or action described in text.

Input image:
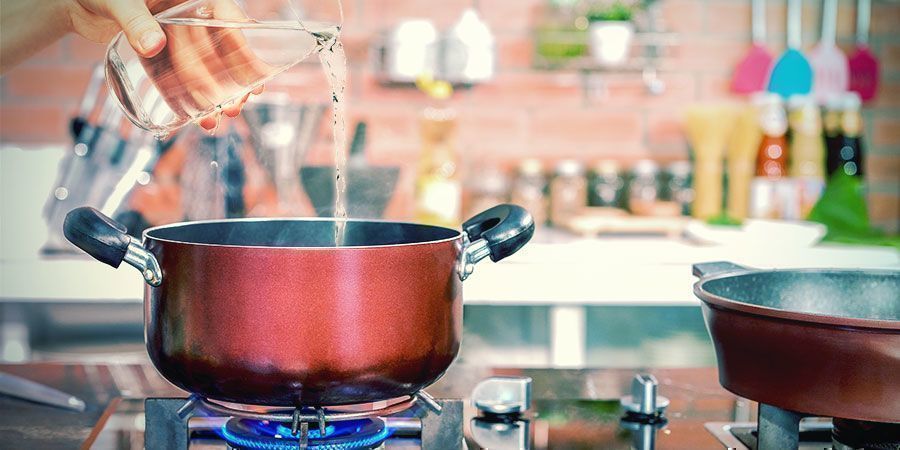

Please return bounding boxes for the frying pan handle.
[692,261,750,279]
[459,204,535,281]
[64,207,162,286]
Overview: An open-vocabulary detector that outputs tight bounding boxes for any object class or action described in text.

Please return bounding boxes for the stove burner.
[832,418,900,450]
[221,417,392,450]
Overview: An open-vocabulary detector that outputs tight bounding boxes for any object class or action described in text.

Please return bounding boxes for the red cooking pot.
[64,204,533,407]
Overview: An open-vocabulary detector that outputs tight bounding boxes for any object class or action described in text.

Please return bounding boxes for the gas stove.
[6,363,898,449]
[1,364,737,448]
[87,375,675,450]
[706,404,900,450]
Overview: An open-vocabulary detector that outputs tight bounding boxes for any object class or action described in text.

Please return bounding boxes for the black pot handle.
[459,204,535,280]
[64,207,162,286]
[692,261,751,279]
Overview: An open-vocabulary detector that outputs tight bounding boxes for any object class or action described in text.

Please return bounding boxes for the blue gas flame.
[219,418,393,450]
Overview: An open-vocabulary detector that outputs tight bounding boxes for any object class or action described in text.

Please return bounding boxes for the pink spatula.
[809,0,849,103]
[849,0,879,101]
[731,0,774,93]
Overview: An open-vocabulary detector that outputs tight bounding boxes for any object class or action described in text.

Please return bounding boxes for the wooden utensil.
[848,0,879,101]
[809,0,849,103]
[731,0,774,93]
[727,106,763,220]
[685,104,738,220]
[768,0,813,97]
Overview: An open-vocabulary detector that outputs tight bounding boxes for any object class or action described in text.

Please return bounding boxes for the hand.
[67,0,264,130]
[67,0,176,57]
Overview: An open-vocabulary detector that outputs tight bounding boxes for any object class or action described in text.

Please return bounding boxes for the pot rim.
[693,267,900,331]
[142,216,462,250]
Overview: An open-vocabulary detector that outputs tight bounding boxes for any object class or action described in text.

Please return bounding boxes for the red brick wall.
[1,0,897,230]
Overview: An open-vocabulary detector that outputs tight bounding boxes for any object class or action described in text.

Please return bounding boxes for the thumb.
[106,0,166,57]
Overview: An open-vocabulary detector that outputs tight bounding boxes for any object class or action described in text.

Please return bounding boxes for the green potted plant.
[586,1,637,66]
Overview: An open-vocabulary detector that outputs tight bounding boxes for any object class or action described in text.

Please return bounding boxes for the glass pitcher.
[105,0,342,138]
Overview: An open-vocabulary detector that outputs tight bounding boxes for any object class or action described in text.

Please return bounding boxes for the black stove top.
[11,362,889,449]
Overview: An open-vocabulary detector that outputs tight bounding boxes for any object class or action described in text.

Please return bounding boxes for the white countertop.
[2,146,898,305]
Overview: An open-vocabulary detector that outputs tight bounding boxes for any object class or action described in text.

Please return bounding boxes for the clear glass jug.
[105,0,342,138]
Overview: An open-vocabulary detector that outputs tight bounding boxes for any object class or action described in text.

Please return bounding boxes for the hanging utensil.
[767,0,813,97]
[848,0,879,101]
[301,120,400,219]
[731,0,774,93]
[809,0,849,103]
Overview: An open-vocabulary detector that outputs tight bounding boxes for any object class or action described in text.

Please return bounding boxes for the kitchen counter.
[4,146,899,368]
[3,230,898,306]
[3,146,898,306]
[0,362,737,449]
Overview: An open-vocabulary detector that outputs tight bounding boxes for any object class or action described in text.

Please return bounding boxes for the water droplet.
[137,172,152,185]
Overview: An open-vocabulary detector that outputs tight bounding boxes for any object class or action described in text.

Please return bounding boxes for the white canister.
[383,20,439,83]
[442,9,495,83]
[588,21,635,66]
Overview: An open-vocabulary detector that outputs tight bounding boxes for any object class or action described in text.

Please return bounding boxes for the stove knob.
[472,376,532,415]
[620,374,669,416]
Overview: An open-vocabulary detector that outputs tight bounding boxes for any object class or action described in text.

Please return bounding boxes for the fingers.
[105,0,166,57]
[222,94,249,118]
[198,115,219,131]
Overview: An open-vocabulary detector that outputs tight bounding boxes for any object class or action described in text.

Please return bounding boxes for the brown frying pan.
[692,261,900,423]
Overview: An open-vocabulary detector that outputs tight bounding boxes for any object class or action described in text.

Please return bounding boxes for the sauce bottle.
[755,94,789,178]
[749,93,795,219]
[826,93,865,178]
[787,95,826,217]
[823,96,843,173]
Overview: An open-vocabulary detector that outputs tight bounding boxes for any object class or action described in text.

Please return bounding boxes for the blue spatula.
[767,0,813,97]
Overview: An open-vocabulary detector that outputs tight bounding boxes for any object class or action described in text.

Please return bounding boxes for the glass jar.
[628,159,660,215]
[666,160,693,216]
[550,159,586,226]
[510,158,548,227]
[465,165,509,219]
[588,159,624,208]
